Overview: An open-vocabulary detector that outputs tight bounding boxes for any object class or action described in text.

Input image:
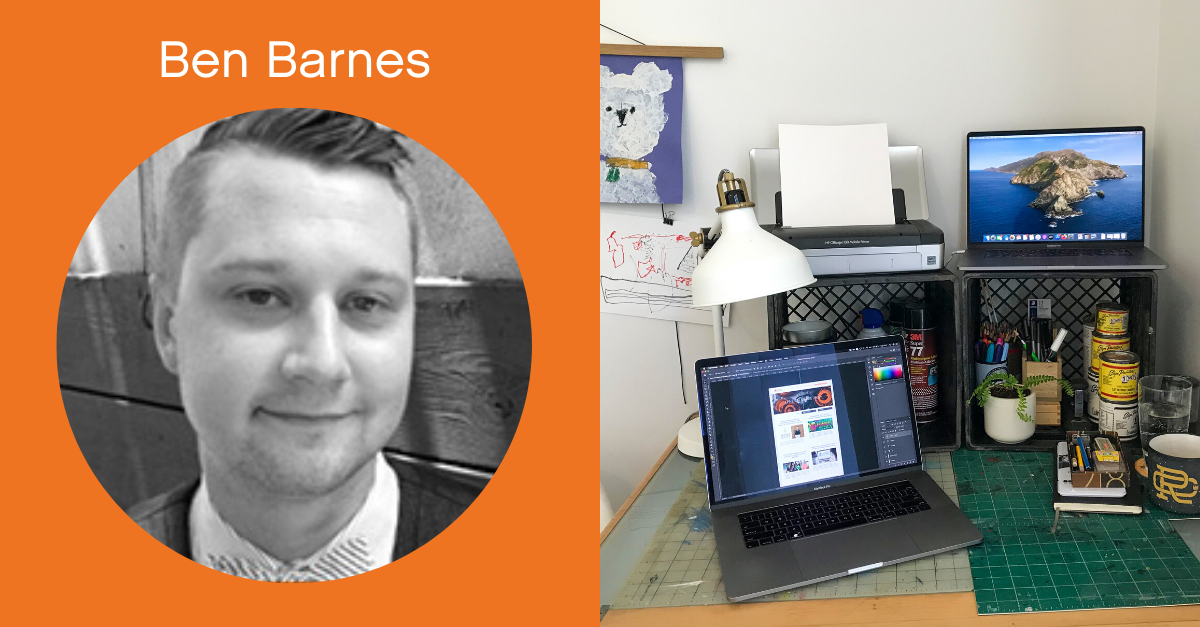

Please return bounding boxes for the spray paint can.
[885,298,915,336]
[903,303,938,424]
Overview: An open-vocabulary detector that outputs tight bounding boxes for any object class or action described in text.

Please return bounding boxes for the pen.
[1077,436,1091,471]
[1047,328,1067,361]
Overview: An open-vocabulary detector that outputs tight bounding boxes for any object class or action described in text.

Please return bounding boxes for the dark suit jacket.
[126,452,482,562]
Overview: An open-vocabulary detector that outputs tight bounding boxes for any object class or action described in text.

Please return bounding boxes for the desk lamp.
[677,170,817,457]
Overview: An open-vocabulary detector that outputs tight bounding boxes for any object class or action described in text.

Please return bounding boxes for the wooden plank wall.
[61,118,529,510]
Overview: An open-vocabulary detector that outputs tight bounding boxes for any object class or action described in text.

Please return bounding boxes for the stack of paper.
[778,123,895,229]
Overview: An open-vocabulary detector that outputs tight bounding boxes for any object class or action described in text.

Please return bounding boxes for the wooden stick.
[601,590,1200,626]
[601,44,724,59]
[601,437,679,544]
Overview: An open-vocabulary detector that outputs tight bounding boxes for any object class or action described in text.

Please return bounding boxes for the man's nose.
[280,302,351,386]
[616,108,627,124]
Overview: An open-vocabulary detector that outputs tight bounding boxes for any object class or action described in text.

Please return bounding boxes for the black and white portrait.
[59,109,530,581]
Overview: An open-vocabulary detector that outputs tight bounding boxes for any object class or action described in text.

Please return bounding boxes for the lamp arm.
[711,304,725,357]
[706,215,722,243]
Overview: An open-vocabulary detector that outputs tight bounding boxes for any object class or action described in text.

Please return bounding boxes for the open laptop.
[695,335,981,601]
[957,126,1166,271]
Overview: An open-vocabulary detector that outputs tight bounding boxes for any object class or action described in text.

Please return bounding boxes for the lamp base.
[677,419,703,458]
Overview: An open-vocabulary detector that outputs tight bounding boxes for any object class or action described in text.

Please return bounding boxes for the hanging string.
[600,24,646,45]
[675,321,686,404]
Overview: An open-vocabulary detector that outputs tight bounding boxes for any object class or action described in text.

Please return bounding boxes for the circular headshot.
[58,108,530,581]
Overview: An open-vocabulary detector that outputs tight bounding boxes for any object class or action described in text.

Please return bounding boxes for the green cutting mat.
[951,449,1200,614]
[609,453,972,609]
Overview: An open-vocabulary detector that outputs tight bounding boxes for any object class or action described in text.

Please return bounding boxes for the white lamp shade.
[691,207,816,307]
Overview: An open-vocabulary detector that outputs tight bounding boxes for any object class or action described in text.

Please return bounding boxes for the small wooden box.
[1022,357,1063,402]
[1034,401,1060,426]
[1066,430,1129,488]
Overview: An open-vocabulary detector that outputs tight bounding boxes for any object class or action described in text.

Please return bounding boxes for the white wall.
[600,0,1167,505]
[1150,0,1200,376]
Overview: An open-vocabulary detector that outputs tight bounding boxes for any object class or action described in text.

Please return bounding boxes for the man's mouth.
[256,408,356,421]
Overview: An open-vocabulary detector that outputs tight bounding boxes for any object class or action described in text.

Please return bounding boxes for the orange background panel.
[3,2,595,624]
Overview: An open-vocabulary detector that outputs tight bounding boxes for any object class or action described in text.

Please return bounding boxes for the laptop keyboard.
[983,248,1132,258]
[738,481,930,548]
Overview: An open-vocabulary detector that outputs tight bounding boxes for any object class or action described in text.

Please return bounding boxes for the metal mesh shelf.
[959,269,1158,451]
[767,270,961,452]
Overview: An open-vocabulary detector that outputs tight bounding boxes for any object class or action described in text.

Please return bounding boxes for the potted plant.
[970,371,1074,444]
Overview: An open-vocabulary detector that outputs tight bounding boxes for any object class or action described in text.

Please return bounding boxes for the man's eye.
[235,288,284,308]
[346,294,389,314]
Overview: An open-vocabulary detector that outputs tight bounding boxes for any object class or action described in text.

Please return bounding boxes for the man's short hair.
[151,108,418,298]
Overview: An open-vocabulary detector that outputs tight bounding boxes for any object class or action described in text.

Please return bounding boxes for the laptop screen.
[695,336,922,507]
[967,127,1144,245]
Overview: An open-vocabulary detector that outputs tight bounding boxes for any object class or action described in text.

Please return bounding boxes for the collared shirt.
[190,453,398,581]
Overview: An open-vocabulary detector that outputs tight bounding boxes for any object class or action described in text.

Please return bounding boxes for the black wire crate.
[958,269,1158,451]
[766,270,962,452]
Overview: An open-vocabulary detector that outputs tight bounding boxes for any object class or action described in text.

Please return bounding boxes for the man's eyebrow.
[213,259,288,275]
[210,260,409,286]
[354,269,410,287]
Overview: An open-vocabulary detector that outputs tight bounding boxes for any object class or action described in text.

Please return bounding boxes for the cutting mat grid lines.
[609,453,972,609]
[952,449,1200,614]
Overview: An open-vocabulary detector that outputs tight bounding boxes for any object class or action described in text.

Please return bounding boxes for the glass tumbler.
[1139,375,1193,450]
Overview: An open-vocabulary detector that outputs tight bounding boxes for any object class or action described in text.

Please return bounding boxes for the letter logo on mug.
[1152,466,1198,504]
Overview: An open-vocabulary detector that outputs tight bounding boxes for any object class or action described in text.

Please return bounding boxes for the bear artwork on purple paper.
[600,55,683,204]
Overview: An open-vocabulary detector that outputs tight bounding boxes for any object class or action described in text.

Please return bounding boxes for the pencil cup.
[1022,358,1063,402]
[976,361,1007,390]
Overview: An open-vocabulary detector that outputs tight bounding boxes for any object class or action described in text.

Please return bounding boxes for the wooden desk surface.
[600,441,1200,626]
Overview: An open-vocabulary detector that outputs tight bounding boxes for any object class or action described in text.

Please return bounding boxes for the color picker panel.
[873,365,904,381]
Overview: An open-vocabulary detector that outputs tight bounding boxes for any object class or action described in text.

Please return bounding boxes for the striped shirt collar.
[190,453,398,581]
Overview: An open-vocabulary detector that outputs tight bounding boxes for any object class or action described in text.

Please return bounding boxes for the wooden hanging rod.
[600,43,724,59]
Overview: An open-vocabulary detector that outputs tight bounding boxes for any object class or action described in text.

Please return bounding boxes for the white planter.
[983,390,1037,444]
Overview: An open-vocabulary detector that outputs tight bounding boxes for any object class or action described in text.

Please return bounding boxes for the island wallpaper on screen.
[968,131,1144,242]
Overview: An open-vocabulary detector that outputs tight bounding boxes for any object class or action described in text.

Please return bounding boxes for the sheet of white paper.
[778,123,895,228]
[600,211,729,326]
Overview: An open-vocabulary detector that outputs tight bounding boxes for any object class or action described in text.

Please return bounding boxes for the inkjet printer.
[747,146,945,276]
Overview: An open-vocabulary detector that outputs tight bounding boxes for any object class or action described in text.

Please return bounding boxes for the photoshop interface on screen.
[699,344,919,503]
[865,352,918,468]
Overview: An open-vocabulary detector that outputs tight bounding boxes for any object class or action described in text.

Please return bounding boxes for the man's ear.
[149,274,179,375]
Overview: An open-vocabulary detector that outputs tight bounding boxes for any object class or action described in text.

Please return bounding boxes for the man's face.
[159,150,414,498]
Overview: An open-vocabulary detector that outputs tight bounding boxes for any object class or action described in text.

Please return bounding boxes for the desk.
[600,440,1199,625]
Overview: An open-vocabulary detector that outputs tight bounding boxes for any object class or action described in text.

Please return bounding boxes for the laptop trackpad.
[791,525,920,577]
